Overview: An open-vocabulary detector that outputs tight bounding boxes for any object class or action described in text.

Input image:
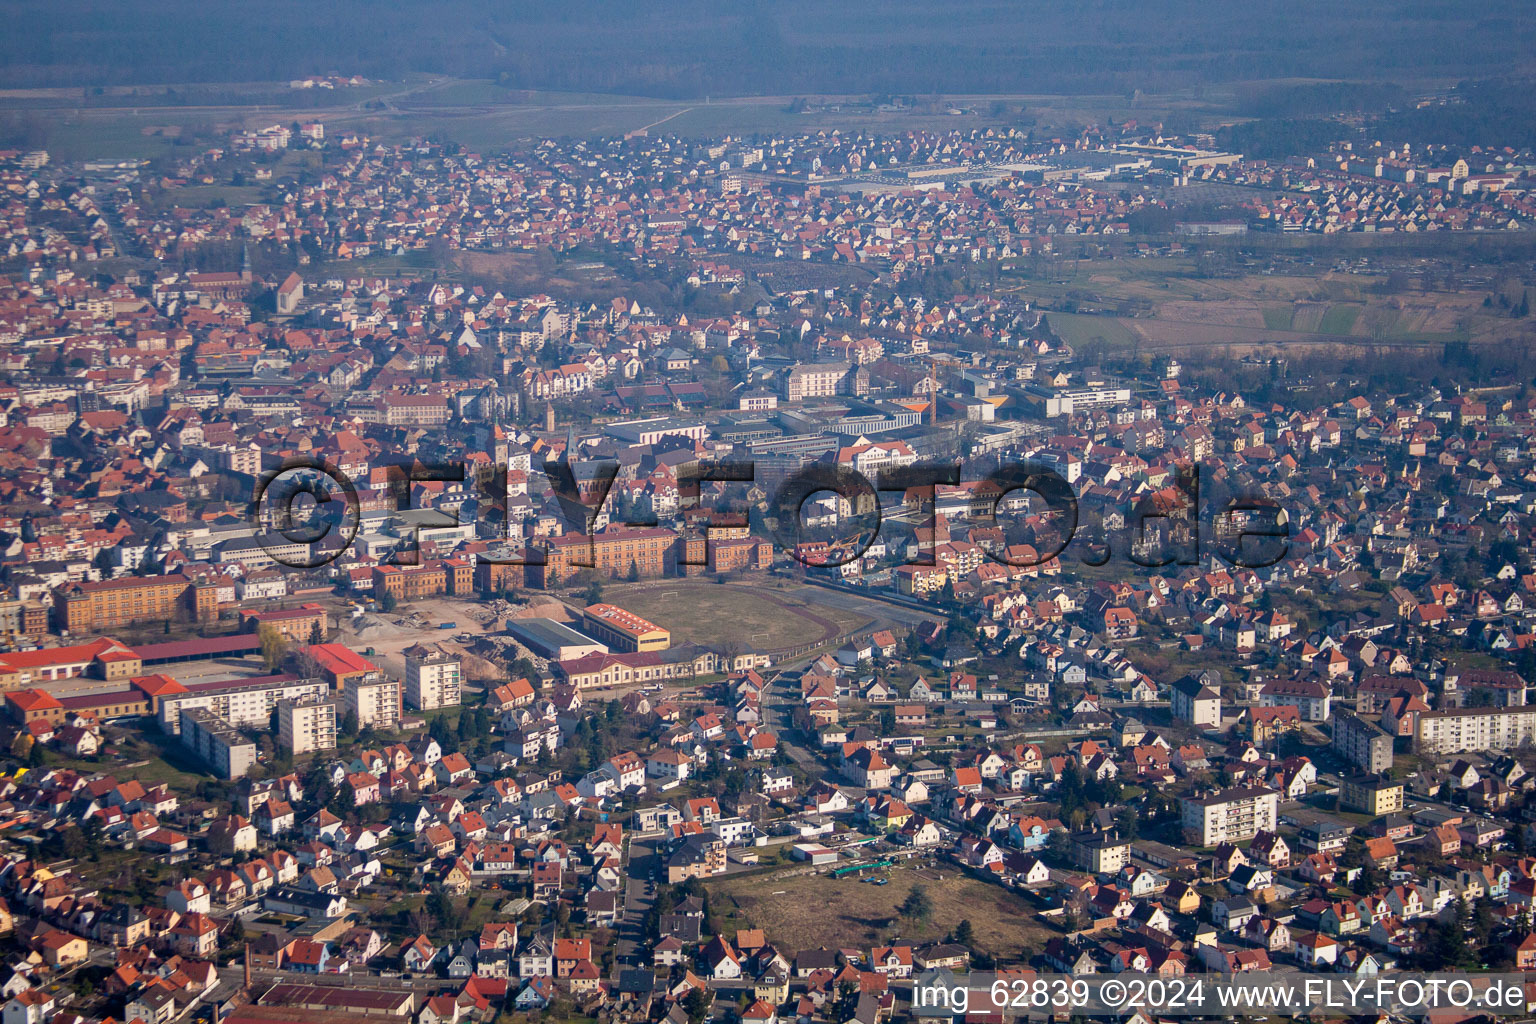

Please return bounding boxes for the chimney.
[243,942,251,989]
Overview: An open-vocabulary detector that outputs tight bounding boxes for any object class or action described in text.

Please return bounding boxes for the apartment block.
[1182,787,1279,846]
[277,697,339,754]
[1414,705,1536,755]
[1071,831,1131,874]
[181,708,258,779]
[1340,774,1405,817]
[1332,710,1394,773]
[342,673,401,731]
[404,644,462,710]
[157,675,331,735]
[783,362,858,402]
[1171,674,1222,729]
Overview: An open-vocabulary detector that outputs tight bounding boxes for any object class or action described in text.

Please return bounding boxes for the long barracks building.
[475,525,773,591]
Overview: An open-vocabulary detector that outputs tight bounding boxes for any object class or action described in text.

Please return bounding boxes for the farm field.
[1008,262,1536,355]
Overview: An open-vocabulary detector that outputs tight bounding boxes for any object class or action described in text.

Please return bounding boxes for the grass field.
[605,581,870,652]
[1318,304,1362,335]
[708,862,1055,955]
[1261,306,1293,330]
[1043,311,1141,351]
[51,742,206,790]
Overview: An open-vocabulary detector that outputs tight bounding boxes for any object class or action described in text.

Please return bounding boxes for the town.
[1,75,1536,1024]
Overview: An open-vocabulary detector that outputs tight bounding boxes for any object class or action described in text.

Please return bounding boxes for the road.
[612,837,660,979]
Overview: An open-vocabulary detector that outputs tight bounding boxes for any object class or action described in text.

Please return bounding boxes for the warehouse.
[504,618,609,661]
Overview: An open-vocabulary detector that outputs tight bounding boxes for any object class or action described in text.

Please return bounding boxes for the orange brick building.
[529,527,676,587]
[478,527,773,590]
[55,574,216,634]
[372,558,473,602]
[240,603,329,642]
[307,643,381,690]
[679,536,774,576]
[475,559,522,594]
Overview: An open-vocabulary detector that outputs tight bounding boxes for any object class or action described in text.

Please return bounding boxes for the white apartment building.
[404,644,462,710]
[1182,787,1279,846]
[1414,706,1536,755]
[277,697,339,754]
[1026,384,1132,417]
[343,673,401,731]
[158,676,331,735]
[710,816,756,846]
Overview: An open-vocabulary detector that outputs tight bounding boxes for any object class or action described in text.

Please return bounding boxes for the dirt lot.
[333,595,512,678]
[708,862,1055,956]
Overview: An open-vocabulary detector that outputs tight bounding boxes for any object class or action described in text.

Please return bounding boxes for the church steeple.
[240,243,253,283]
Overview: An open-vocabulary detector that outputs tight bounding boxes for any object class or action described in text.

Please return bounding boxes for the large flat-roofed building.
[1021,384,1132,418]
[181,707,258,779]
[1181,787,1279,846]
[403,644,461,710]
[605,418,708,446]
[505,618,609,661]
[1414,705,1536,754]
[157,673,330,735]
[581,604,670,653]
[277,697,339,754]
[252,983,416,1017]
[1333,710,1394,773]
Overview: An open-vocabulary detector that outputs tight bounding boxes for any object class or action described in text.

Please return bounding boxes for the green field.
[1044,311,1141,350]
[1319,304,1362,334]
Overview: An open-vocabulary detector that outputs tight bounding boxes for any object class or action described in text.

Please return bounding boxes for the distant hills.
[5,0,1536,97]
